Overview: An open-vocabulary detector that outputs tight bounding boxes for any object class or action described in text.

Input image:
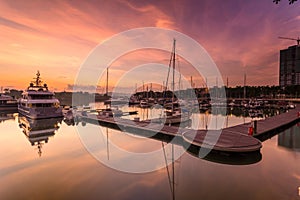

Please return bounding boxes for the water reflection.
[185,143,262,165]
[278,125,300,151]
[18,116,63,157]
[0,108,299,199]
[76,116,262,166]
[63,116,76,126]
[162,142,176,200]
[0,110,16,123]
[162,142,261,200]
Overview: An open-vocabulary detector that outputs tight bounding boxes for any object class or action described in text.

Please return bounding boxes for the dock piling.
[253,120,257,135]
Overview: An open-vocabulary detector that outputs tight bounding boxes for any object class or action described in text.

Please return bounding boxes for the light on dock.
[298,186,300,196]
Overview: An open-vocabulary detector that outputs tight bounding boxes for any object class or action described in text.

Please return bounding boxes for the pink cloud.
[0,0,299,90]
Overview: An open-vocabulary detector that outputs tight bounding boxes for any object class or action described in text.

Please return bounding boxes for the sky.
[0,0,299,92]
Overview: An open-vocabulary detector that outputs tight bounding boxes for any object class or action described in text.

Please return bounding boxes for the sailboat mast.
[106,67,109,96]
[172,39,176,111]
[105,67,109,108]
[243,73,246,100]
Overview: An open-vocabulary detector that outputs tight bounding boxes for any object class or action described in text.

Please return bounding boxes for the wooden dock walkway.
[78,106,300,153]
[80,114,261,153]
[224,106,300,141]
[182,106,300,152]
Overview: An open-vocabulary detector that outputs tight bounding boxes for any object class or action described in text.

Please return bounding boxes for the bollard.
[253,120,257,135]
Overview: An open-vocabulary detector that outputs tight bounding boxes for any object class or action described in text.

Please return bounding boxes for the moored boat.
[0,90,18,111]
[140,99,151,108]
[18,71,63,119]
[162,39,191,125]
[97,107,123,117]
[164,107,191,124]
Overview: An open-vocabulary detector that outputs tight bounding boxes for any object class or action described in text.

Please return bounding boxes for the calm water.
[0,106,300,200]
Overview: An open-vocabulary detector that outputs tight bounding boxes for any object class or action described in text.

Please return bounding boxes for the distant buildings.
[279,45,300,87]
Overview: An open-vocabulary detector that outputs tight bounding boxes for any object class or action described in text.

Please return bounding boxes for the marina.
[4,69,297,155]
[75,103,300,154]
[0,51,299,199]
[0,51,299,197]
[0,106,300,199]
[1,1,300,199]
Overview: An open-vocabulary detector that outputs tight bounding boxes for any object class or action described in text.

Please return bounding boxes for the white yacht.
[18,71,63,119]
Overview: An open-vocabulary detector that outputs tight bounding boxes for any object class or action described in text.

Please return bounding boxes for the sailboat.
[139,84,153,108]
[98,67,123,117]
[163,39,191,125]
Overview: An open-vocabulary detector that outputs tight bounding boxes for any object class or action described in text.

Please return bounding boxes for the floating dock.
[182,129,261,153]
[78,105,300,153]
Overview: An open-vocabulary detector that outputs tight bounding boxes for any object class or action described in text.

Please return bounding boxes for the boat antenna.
[32,70,42,86]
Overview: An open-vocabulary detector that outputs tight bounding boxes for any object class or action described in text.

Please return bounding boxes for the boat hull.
[18,105,63,119]
[0,97,18,111]
[0,104,18,111]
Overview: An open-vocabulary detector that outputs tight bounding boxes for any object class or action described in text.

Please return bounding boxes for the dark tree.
[273,0,298,4]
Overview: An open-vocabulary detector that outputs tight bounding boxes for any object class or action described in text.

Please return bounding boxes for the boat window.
[30,95,53,99]
[33,103,54,107]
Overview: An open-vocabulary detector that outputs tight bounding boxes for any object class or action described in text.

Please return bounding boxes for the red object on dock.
[248,126,253,136]
[297,112,300,118]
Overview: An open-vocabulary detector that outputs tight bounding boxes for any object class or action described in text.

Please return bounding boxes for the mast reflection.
[75,114,262,165]
[18,115,63,157]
